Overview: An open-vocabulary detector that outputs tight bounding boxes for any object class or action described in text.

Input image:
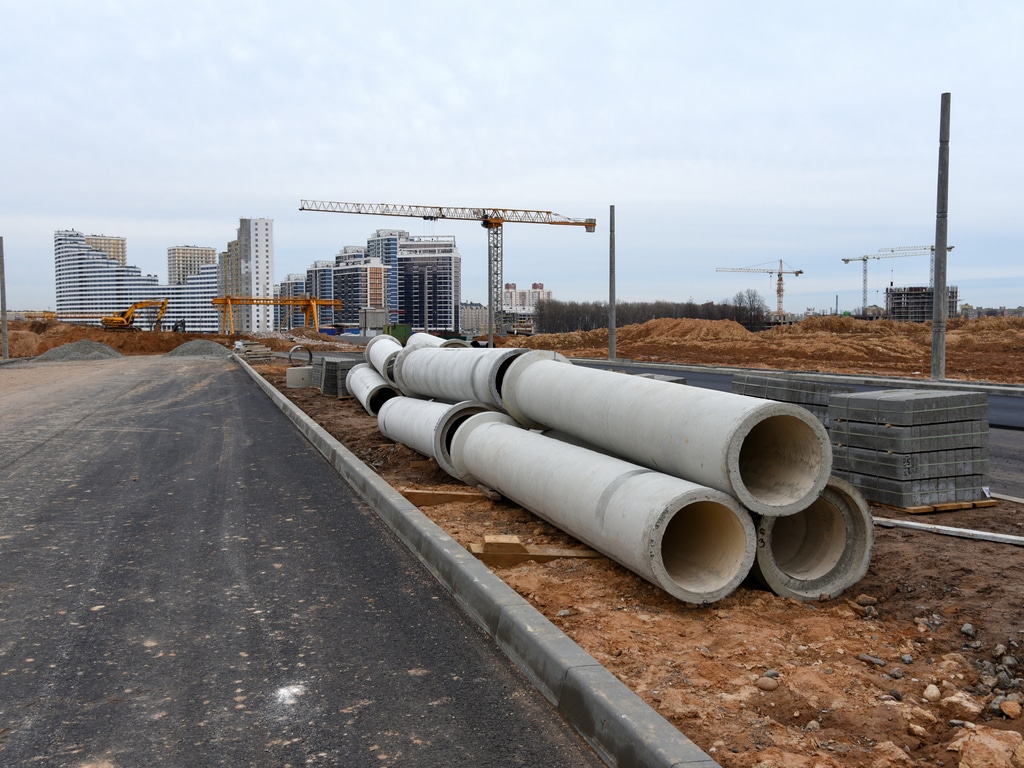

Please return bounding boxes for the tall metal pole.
[0,236,9,360]
[608,205,616,360]
[931,93,951,380]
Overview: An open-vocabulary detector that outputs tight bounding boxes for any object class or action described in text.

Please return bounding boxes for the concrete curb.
[235,356,720,768]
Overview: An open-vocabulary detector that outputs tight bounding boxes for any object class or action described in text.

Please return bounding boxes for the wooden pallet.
[469,535,603,567]
[876,498,999,515]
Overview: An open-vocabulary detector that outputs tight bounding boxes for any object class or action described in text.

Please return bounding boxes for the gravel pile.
[34,340,122,361]
[165,339,233,357]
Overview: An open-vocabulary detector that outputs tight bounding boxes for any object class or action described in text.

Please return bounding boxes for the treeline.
[534,291,769,334]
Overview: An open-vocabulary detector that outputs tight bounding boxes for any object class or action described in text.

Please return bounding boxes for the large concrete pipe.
[747,476,874,601]
[449,412,757,605]
[500,351,832,518]
[365,334,404,386]
[377,396,492,479]
[392,346,527,411]
[404,332,471,351]
[346,363,399,417]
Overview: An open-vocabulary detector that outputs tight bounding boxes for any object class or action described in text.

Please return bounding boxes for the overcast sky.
[2,1,1022,315]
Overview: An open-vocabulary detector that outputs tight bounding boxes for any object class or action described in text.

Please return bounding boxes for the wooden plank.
[873,517,1024,547]
[399,488,488,506]
[469,535,603,566]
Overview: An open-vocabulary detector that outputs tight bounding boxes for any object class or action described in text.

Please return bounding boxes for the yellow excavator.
[101,299,169,331]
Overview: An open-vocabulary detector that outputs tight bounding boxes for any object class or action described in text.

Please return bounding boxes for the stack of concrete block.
[234,340,273,363]
[311,358,326,391]
[732,372,853,424]
[827,389,989,508]
[325,356,359,398]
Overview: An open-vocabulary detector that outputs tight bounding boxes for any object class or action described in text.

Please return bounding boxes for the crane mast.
[300,199,597,344]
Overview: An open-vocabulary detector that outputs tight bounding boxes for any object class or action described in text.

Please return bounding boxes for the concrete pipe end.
[499,350,571,428]
[432,401,495,480]
[364,333,401,362]
[650,492,756,605]
[448,411,522,486]
[751,476,874,602]
[440,338,472,348]
[729,402,833,517]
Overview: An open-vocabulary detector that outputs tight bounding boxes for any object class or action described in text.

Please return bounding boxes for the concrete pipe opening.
[656,499,756,604]
[733,410,831,517]
[750,477,873,601]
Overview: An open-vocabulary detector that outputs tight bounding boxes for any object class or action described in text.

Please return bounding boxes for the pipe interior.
[367,387,398,415]
[441,413,475,460]
[660,501,749,593]
[768,497,845,580]
[737,414,824,507]
[492,352,521,400]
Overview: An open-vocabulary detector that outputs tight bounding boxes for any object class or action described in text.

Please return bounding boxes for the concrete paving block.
[828,389,988,426]
[833,469,990,506]
[832,445,989,481]
[828,419,989,452]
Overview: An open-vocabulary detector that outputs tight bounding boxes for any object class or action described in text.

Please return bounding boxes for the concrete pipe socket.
[346,363,399,417]
[376,397,492,480]
[500,351,832,517]
[364,334,404,386]
[449,412,756,605]
[392,346,527,411]
[748,476,874,601]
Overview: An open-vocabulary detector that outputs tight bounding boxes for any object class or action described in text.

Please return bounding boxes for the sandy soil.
[9,317,1024,766]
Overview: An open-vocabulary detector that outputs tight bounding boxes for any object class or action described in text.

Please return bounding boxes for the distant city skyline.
[3,4,1020,315]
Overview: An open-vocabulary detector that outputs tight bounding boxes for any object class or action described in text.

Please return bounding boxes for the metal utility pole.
[1,236,8,360]
[608,205,616,361]
[931,93,951,380]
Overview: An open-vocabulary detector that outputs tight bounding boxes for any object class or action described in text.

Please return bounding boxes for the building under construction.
[885,285,958,323]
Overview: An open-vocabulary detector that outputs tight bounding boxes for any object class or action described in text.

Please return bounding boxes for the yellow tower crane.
[299,199,597,345]
[716,260,803,318]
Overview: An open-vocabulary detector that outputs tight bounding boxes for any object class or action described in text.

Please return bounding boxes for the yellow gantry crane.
[716,260,803,318]
[212,295,343,335]
[299,199,597,343]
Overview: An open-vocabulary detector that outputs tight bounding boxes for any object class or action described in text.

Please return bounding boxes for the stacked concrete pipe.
[450,412,757,605]
[346,363,399,417]
[393,346,527,411]
[377,396,493,480]
[500,351,832,518]
[747,476,874,601]
[365,334,404,386]
[404,332,472,351]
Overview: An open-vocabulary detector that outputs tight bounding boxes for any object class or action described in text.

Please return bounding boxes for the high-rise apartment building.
[55,230,159,317]
[54,230,219,331]
[885,285,959,323]
[276,273,307,330]
[168,245,217,285]
[362,229,461,332]
[333,247,385,327]
[84,234,127,267]
[218,218,274,332]
[305,261,337,328]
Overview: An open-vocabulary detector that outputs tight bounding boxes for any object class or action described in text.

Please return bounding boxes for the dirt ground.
[9,317,1024,766]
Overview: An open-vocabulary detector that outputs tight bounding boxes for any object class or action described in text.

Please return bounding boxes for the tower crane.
[715,260,803,318]
[299,199,597,345]
[842,245,953,315]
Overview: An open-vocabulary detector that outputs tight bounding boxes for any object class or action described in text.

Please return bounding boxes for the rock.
[805,719,820,732]
[940,690,985,720]
[858,653,886,667]
[855,593,878,606]
[993,643,1008,658]
[762,668,780,678]
[947,725,1024,768]
[1000,699,1022,719]
[923,684,941,702]
[908,722,928,738]
[871,740,915,766]
[961,623,977,638]
[755,676,779,691]
[1002,655,1019,668]
[889,689,903,701]
[890,667,904,680]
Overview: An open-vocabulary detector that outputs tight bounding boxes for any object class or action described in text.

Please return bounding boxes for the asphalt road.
[0,357,601,767]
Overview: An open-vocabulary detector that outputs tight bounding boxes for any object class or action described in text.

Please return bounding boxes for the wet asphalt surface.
[0,357,601,767]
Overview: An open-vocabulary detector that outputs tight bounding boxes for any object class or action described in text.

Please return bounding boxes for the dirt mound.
[33,339,121,361]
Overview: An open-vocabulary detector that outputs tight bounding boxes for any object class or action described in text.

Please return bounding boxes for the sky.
[2,1,1022,315]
